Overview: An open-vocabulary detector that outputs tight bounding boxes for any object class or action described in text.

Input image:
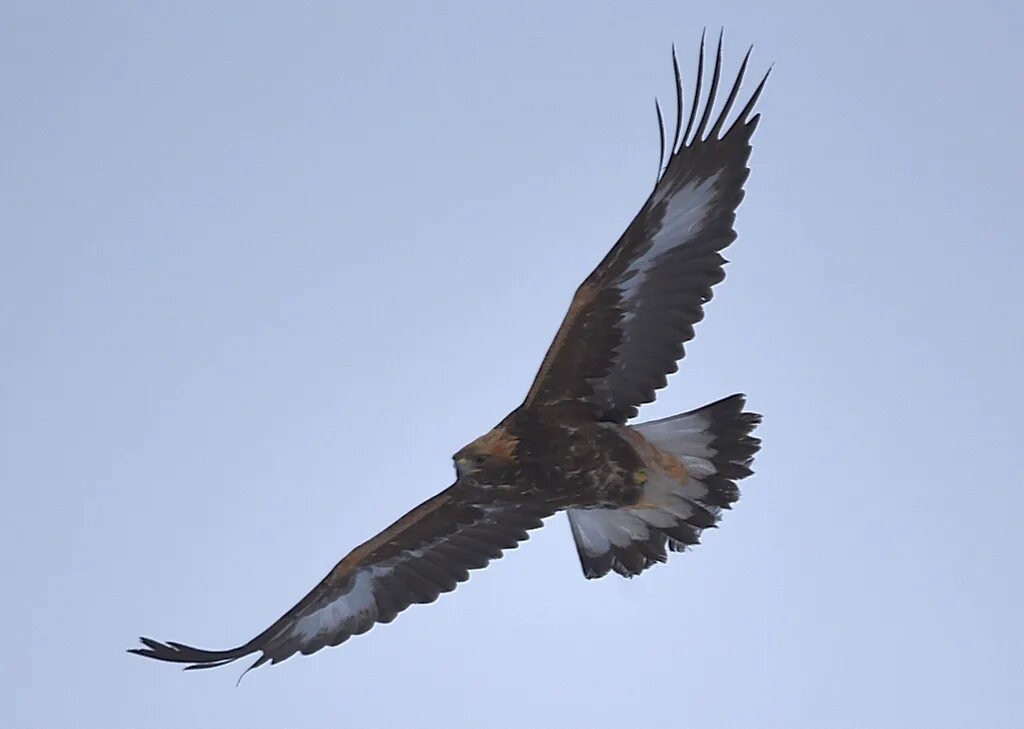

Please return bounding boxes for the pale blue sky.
[3,2,1022,727]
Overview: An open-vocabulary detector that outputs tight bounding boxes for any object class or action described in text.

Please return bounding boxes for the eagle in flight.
[131,33,768,676]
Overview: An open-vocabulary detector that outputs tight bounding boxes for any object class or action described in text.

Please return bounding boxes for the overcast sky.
[3,1,1023,727]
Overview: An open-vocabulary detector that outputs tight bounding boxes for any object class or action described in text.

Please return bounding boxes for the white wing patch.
[292,570,378,641]
[619,172,723,303]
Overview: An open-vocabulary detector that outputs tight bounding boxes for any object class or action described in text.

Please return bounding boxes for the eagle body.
[456,404,648,510]
[131,34,769,676]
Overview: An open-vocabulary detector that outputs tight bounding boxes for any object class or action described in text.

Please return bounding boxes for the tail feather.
[567,394,761,579]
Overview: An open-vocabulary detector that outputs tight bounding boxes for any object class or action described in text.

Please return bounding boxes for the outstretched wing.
[130,487,551,674]
[524,34,769,423]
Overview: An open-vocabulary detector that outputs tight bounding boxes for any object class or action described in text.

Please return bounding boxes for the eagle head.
[453,427,519,485]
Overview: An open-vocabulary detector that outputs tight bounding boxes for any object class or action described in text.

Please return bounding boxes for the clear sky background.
[3,2,1022,727]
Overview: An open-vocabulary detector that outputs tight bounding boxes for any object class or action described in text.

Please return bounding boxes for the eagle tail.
[567,394,761,578]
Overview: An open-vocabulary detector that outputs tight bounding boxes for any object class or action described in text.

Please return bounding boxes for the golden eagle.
[131,34,767,676]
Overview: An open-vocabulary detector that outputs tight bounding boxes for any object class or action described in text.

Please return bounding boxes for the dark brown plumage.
[130,32,767,676]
